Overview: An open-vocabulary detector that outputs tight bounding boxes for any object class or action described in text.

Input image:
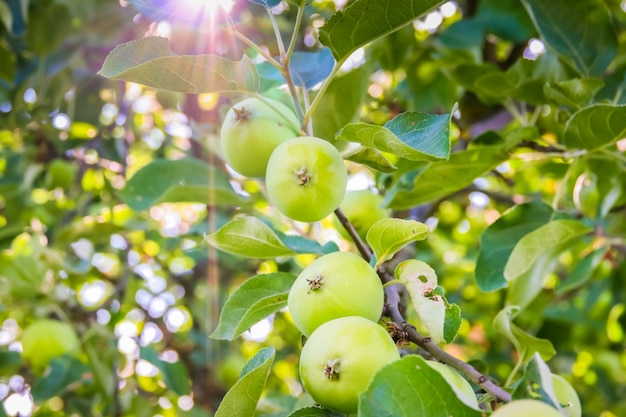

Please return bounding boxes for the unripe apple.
[490,399,562,417]
[288,251,383,337]
[334,189,390,241]
[426,361,479,409]
[220,97,300,177]
[551,373,581,417]
[266,136,347,222]
[299,316,400,414]
[20,319,80,373]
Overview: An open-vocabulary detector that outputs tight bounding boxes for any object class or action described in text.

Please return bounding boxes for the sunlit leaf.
[319,0,445,62]
[215,347,275,417]
[118,158,248,211]
[511,354,561,408]
[521,0,618,77]
[475,202,554,292]
[337,110,453,162]
[360,355,482,417]
[99,37,259,93]
[140,346,191,395]
[563,104,626,150]
[257,48,335,89]
[504,220,592,281]
[366,218,429,269]
[344,147,397,173]
[494,306,556,362]
[210,272,296,340]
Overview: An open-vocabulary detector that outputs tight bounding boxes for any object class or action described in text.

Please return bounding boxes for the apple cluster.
[220,98,347,222]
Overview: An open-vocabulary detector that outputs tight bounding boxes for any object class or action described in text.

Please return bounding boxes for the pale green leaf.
[512,354,561,408]
[494,306,556,363]
[366,218,429,269]
[319,0,445,62]
[521,0,617,77]
[504,220,592,281]
[210,272,296,340]
[118,158,248,211]
[215,347,275,417]
[506,253,560,311]
[337,110,453,162]
[344,147,397,173]
[359,355,482,417]
[396,260,448,344]
[98,37,259,93]
[206,216,295,258]
[563,104,626,150]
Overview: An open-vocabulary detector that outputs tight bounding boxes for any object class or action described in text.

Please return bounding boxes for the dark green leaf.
[26,0,73,55]
[258,49,335,89]
[521,0,618,77]
[443,303,462,344]
[359,355,482,417]
[118,158,248,211]
[32,357,92,402]
[475,202,554,292]
[563,104,626,150]
[543,78,604,109]
[210,272,296,340]
[475,0,536,42]
[319,0,445,62]
[337,110,453,162]
[215,347,275,417]
[140,346,191,395]
[287,407,342,417]
[98,37,259,93]
[386,147,508,209]
[248,0,282,6]
[556,246,609,294]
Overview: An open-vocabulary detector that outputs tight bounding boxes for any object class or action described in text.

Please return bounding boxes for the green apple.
[288,251,384,337]
[266,136,347,222]
[334,189,390,241]
[220,97,300,177]
[490,399,562,417]
[20,319,80,373]
[551,373,582,417]
[426,361,479,409]
[299,316,400,414]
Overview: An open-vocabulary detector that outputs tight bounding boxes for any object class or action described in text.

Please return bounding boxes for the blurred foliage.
[0,0,625,416]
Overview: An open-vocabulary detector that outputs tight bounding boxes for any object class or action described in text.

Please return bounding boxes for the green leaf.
[26,0,73,55]
[521,0,618,77]
[366,218,429,269]
[386,147,508,209]
[506,252,560,311]
[215,347,275,417]
[287,407,343,417]
[563,104,626,150]
[475,202,554,292]
[210,272,296,340]
[396,260,455,344]
[494,306,556,363]
[475,0,536,42]
[312,65,370,142]
[119,158,248,211]
[543,78,604,109]
[140,346,191,395]
[206,216,337,258]
[511,354,561,408]
[98,37,259,93]
[504,220,592,281]
[359,355,482,417]
[319,0,445,62]
[32,357,92,402]
[344,147,397,173]
[556,246,609,294]
[337,110,453,162]
[443,304,462,344]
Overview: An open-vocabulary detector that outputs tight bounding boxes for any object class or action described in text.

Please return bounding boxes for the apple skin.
[220,97,300,178]
[551,373,582,417]
[287,251,384,337]
[490,399,563,417]
[266,136,347,222]
[426,361,479,409]
[334,190,390,241]
[20,319,80,373]
[299,316,400,414]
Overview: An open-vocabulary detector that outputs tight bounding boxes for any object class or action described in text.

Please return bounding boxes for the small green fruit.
[551,373,582,417]
[334,190,390,241]
[266,136,347,222]
[20,319,80,373]
[288,251,383,337]
[426,361,479,409]
[490,399,562,417]
[220,97,299,177]
[299,316,400,414]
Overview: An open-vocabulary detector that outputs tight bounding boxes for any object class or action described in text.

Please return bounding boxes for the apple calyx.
[296,167,312,185]
[233,106,252,122]
[306,274,324,292]
[324,358,341,380]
